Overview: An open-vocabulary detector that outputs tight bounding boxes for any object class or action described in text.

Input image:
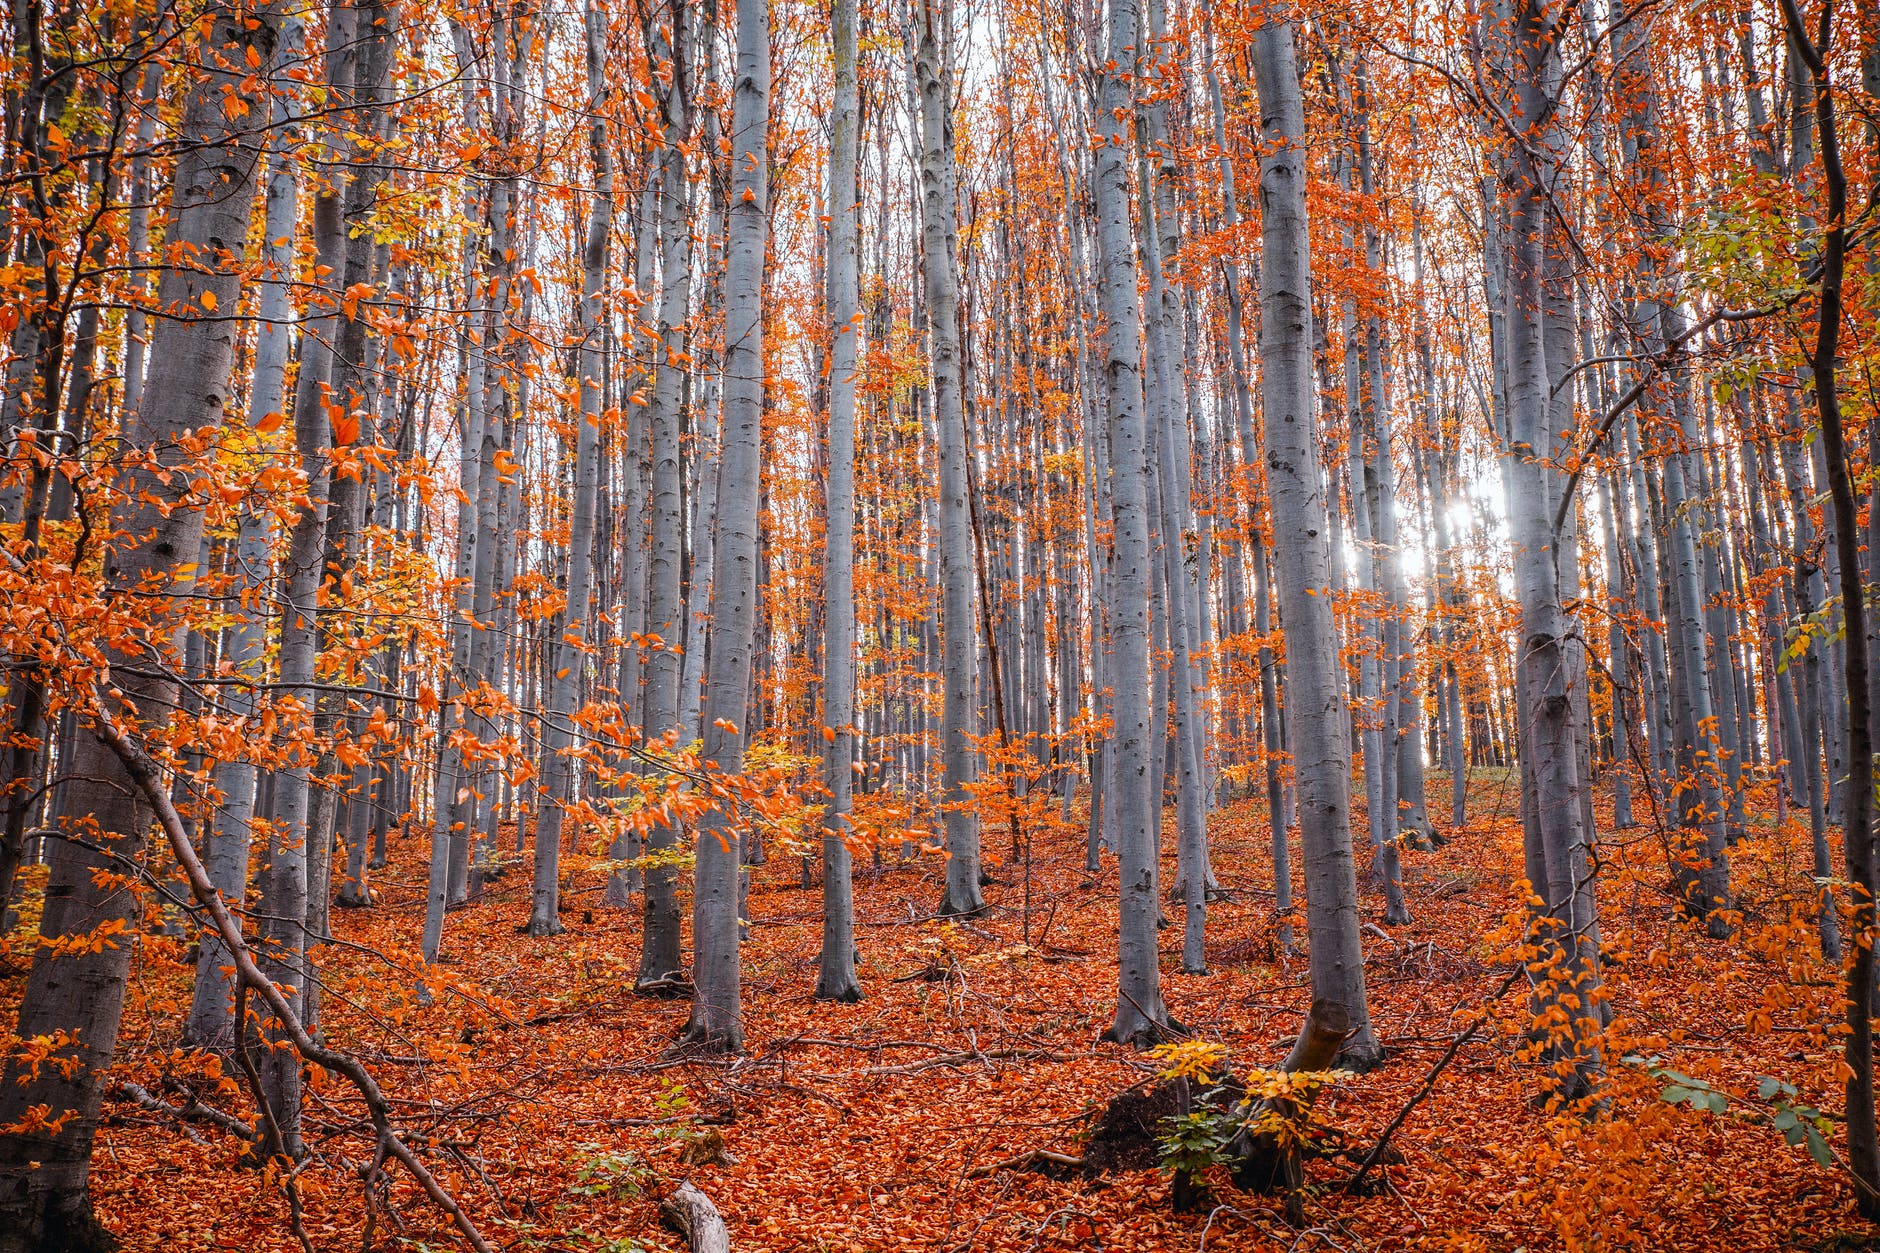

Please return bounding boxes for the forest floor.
[13,769,1878,1252]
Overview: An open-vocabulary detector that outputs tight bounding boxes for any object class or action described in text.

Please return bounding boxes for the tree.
[914,0,984,919]
[1093,0,1170,1048]
[0,2,290,1242]
[681,0,768,1052]
[527,0,617,939]
[816,0,864,1003]
[1250,13,1380,1069]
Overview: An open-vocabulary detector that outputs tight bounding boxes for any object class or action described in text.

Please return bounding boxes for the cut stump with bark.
[1231,997,1353,1200]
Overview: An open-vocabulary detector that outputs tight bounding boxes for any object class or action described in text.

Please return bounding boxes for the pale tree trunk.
[636,0,698,985]
[1138,0,1212,962]
[602,171,661,910]
[1609,3,1730,934]
[681,0,767,1051]
[915,0,984,918]
[678,120,725,741]
[184,17,304,1046]
[1250,17,1380,1067]
[425,14,501,954]
[527,0,615,937]
[1493,0,1602,1097]
[0,4,288,1244]
[1352,61,1430,849]
[253,0,370,1148]
[300,0,394,1039]
[1209,55,1295,939]
[816,0,863,1003]
[1093,0,1170,1047]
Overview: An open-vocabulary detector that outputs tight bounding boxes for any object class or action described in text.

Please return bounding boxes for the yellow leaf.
[199,290,217,311]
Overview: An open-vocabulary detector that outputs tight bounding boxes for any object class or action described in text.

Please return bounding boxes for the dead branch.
[90,690,497,1253]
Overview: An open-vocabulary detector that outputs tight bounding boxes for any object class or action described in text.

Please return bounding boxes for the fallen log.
[660,1179,731,1253]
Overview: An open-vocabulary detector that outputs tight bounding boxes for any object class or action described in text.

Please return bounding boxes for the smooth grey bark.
[1208,59,1296,936]
[425,15,502,955]
[1251,17,1380,1067]
[1092,0,1169,1047]
[681,0,767,1052]
[678,121,725,743]
[635,0,698,984]
[816,0,863,1004]
[1609,2,1731,934]
[184,19,305,1046]
[252,0,375,1147]
[1350,65,1430,850]
[1492,0,1603,1095]
[602,173,662,910]
[301,0,394,1034]
[914,0,984,918]
[0,5,287,1244]
[526,0,615,938]
[1138,0,1212,954]
[116,41,166,417]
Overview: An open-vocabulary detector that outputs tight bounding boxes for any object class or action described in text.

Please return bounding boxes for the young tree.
[527,0,617,938]
[914,0,984,918]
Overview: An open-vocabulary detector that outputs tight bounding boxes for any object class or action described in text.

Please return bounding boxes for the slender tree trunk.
[1093,0,1169,1046]
[817,0,864,1002]
[527,0,615,938]
[1251,16,1379,1067]
[680,0,767,1051]
[913,0,984,918]
[635,0,697,984]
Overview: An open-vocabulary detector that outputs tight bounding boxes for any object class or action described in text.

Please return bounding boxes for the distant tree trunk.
[0,4,287,1244]
[1138,0,1211,968]
[1250,16,1380,1067]
[681,0,767,1052]
[914,0,984,918]
[1776,0,1878,1213]
[816,0,864,1003]
[1492,0,1602,1098]
[527,0,615,938]
[184,18,304,1046]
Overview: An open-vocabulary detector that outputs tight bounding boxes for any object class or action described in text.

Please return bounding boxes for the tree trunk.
[0,4,288,1243]
[1251,17,1380,1068]
[680,0,766,1052]
[816,0,864,1003]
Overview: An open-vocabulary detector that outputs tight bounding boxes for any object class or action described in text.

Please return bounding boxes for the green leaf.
[1759,1077,1795,1101]
[1806,1126,1834,1168]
